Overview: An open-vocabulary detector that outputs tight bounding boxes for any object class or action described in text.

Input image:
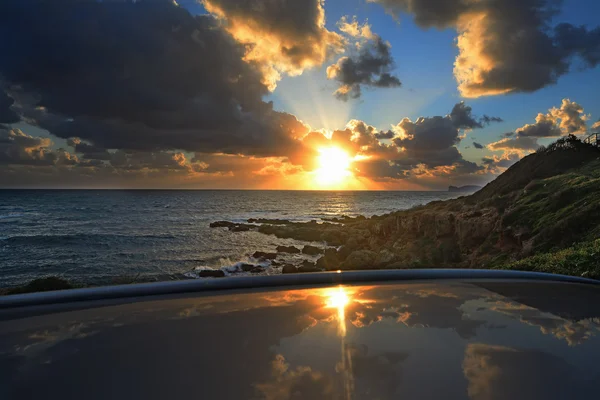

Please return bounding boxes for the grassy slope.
[497,239,600,279]
[358,136,600,274]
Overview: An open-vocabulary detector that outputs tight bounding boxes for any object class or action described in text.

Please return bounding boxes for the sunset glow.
[314,147,353,187]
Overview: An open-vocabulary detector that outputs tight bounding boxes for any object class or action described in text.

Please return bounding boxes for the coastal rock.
[337,245,352,261]
[282,264,298,274]
[320,229,346,246]
[250,267,264,274]
[248,218,293,225]
[230,224,252,232]
[300,260,318,268]
[276,245,301,254]
[240,263,256,272]
[199,270,225,278]
[252,251,277,260]
[209,221,237,228]
[316,248,340,270]
[376,249,396,265]
[297,261,320,273]
[341,250,377,270]
[302,245,323,255]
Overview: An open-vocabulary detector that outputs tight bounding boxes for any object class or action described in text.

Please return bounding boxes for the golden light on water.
[324,286,353,399]
[326,286,350,310]
[314,147,352,187]
[325,286,350,337]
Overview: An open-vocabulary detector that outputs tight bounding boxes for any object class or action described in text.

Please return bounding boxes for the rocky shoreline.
[207,215,400,275]
[4,136,599,293]
[208,136,600,276]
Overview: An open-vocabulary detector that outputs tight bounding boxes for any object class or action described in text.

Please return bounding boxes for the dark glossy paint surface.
[1,280,600,399]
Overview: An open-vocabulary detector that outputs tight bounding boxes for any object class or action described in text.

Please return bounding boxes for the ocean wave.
[2,233,177,246]
[184,260,278,279]
[0,213,24,220]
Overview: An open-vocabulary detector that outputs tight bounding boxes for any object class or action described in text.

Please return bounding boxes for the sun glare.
[314,147,352,186]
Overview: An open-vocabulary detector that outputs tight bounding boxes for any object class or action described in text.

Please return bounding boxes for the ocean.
[0,190,462,287]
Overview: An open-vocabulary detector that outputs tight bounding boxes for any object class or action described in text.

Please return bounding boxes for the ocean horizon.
[0,190,463,287]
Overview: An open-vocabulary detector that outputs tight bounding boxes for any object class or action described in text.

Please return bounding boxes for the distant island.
[448,185,482,193]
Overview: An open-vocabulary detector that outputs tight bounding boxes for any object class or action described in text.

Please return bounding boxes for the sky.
[1,0,600,190]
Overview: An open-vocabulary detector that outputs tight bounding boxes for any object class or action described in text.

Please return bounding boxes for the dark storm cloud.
[110,151,191,171]
[67,138,112,161]
[0,0,308,158]
[368,0,600,97]
[480,115,504,125]
[348,106,485,180]
[395,116,460,152]
[353,159,408,180]
[367,0,469,28]
[516,115,562,138]
[0,91,20,124]
[473,142,484,149]
[0,128,76,166]
[374,130,395,140]
[449,102,502,130]
[327,36,401,101]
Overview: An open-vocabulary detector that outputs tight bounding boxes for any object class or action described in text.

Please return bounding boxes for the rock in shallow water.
[209,221,237,228]
[230,224,252,232]
[282,264,298,274]
[198,270,225,278]
[302,245,323,255]
[276,245,301,254]
[240,263,256,272]
[252,251,277,260]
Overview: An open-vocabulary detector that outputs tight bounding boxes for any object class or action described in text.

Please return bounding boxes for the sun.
[314,147,352,186]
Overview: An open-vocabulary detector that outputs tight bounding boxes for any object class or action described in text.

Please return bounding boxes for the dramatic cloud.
[67,138,112,161]
[328,18,401,100]
[463,343,594,399]
[368,0,600,97]
[480,115,504,125]
[202,0,343,88]
[0,0,310,161]
[449,102,502,130]
[548,99,588,134]
[0,91,19,124]
[374,130,395,140]
[337,16,375,39]
[488,98,588,152]
[481,153,520,173]
[473,142,484,149]
[516,113,562,138]
[349,103,487,180]
[255,354,336,400]
[488,136,540,152]
[593,120,600,130]
[0,128,76,166]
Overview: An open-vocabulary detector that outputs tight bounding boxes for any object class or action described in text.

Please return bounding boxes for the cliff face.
[362,139,600,268]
